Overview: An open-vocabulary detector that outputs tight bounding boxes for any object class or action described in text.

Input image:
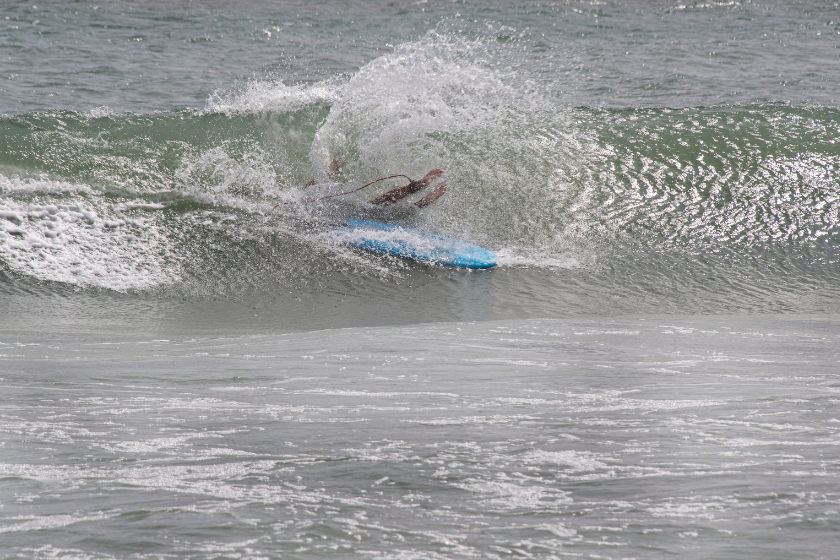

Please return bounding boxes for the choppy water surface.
[2,0,840,557]
[2,316,839,559]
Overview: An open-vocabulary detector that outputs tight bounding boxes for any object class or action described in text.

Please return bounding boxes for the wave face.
[2,1,840,319]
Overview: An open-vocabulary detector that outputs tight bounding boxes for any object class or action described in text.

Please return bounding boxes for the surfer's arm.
[369,168,444,206]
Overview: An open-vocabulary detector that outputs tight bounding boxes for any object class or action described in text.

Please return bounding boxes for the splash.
[204,79,340,116]
[0,176,179,291]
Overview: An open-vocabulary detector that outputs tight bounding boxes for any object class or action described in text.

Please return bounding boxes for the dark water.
[1,1,839,558]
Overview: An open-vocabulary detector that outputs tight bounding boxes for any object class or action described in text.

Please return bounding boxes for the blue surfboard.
[333,219,496,269]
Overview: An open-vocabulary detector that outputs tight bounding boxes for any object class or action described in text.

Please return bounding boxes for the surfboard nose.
[451,246,497,269]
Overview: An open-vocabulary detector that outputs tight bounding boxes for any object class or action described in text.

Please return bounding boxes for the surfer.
[303,160,447,208]
[368,168,447,208]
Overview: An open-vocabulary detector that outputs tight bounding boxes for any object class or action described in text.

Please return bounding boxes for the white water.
[2,315,838,558]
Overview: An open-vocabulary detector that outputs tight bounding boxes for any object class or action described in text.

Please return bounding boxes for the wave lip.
[205,79,340,116]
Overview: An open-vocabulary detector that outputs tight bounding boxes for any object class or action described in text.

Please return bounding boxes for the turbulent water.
[2,1,840,558]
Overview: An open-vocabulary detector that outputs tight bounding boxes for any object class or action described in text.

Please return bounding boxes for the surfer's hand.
[328,158,342,176]
[303,158,342,190]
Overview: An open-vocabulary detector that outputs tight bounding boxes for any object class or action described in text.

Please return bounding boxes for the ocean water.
[1,0,840,558]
